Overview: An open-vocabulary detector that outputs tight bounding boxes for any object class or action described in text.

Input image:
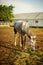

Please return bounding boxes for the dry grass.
[30,27,43,51]
[0,26,43,51]
[0,26,43,65]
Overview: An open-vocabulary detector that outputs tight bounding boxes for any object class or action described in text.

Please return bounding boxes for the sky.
[0,0,43,14]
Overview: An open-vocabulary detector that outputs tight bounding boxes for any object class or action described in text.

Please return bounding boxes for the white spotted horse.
[14,20,36,51]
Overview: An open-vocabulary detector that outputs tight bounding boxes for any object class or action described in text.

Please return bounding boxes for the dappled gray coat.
[14,20,31,39]
[14,20,36,50]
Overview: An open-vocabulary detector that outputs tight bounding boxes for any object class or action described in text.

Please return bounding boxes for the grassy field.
[0,26,43,65]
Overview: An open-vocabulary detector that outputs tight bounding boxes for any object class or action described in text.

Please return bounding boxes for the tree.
[0,5,14,21]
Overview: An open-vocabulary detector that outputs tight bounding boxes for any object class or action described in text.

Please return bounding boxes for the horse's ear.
[31,36,36,39]
[33,36,36,38]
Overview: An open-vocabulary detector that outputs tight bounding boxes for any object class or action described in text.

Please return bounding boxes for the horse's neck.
[22,22,32,39]
[27,29,33,39]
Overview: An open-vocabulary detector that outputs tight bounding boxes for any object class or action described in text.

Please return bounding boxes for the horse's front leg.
[21,35,23,49]
[21,35,26,49]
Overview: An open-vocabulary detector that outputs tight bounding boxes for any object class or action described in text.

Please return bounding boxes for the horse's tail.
[14,23,17,34]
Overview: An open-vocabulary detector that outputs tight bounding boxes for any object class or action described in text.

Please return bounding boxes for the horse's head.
[30,36,36,50]
[31,36,36,43]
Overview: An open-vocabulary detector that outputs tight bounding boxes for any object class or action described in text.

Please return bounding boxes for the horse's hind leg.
[14,27,17,46]
[14,34,17,46]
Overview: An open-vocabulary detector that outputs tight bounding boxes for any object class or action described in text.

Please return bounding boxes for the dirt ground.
[0,26,43,65]
[0,26,43,51]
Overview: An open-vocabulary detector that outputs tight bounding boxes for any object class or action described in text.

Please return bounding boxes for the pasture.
[0,26,43,51]
[0,26,43,65]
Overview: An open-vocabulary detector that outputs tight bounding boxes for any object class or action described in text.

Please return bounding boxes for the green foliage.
[0,5,14,21]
